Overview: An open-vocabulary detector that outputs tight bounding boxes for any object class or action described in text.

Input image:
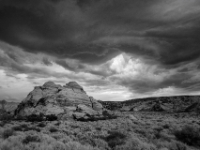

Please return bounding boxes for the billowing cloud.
[0,0,200,101]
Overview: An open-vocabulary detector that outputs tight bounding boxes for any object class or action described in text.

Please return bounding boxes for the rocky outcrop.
[15,81,104,120]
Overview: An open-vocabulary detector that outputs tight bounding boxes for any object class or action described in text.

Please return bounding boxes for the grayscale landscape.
[0,81,200,150]
[0,0,200,150]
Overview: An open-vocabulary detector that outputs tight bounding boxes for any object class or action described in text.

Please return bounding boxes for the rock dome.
[15,81,104,120]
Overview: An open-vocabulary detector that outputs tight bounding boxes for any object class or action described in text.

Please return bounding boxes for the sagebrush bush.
[0,138,24,150]
[27,114,45,122]
[12,124,40,132]
[0,121,6,127]
[49,126,58,133]
[105,131,127,148]
[38,122,46,127]
[2,128,14,139]
[174,125,200,147]
[114,134,156,150]
[22,135,41,144]
[12,124,28,131]
[0,113,13,121]
[156,140,187,150]
[46,114,58,121]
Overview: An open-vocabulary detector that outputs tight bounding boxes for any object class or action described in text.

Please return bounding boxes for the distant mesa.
[15,81,108,121]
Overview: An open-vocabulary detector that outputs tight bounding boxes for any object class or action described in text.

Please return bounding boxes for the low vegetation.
[0,112,199,150]
[174,125,200,147]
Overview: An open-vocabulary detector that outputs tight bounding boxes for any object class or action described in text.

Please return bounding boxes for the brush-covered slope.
[99,96,200,113]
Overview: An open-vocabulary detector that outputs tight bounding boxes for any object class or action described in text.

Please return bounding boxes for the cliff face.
[15,81,103,120]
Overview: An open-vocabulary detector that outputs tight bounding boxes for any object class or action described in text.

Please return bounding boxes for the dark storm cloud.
[110,60,200,94]
[56,58,116,77]
[0,0,199,65]
[0,42,65,79]
[1,0,200,97]
[42,57,52,66]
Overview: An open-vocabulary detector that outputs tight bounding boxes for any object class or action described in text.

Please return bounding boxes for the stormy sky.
[1,0,200,101]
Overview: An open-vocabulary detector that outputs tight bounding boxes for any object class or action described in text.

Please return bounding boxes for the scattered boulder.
[73,112,88,120]
[89,97,103,111]
[76,104,97,116]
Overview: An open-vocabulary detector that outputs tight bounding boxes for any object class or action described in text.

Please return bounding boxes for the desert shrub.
[38,122,46,127]
[49,126,58,133]
[12,124,40,132]
[12,125,24,131]
[102,110,118,119]
[93,138,110,150]
[154,127,164,139]
[105,131,127,148]
[135,129,148,137]
[14,115,26,121]
[65,141,101,150]
[78,135,96,147]
[0,138,24,150]
[0,121,7,127]
[156,140,187,150]
[168,142,187,150]
[174,125,200,147]
[163,124,170,129]
[0,113,13,121]
[26,126,41,132]
[22,135,41,144]
[27,114,45,122]
[46,114,58,121]
[12,124,28,131]
[2,128,14,139]
[114,135,156,150]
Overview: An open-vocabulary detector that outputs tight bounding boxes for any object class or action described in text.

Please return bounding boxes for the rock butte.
[15,81,104,120]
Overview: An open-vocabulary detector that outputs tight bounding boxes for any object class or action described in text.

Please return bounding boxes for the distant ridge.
[99,95,200,113]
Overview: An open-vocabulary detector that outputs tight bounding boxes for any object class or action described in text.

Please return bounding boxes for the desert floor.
[0,112,200,150]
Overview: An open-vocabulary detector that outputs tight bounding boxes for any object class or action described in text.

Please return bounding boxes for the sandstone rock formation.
[15,81,104,120]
